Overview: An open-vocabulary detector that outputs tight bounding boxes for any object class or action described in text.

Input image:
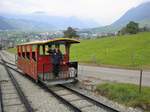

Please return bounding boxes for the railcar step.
[42,79,76,85]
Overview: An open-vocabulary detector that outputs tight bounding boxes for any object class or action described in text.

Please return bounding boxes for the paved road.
[78,65,150,86]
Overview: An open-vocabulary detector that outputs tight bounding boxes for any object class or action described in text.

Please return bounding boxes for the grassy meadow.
[96,83,150,111]
[70,32,150,69]
[7,32,150,69]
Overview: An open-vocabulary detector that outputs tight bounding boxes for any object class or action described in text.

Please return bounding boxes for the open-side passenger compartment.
[17,38,80,85]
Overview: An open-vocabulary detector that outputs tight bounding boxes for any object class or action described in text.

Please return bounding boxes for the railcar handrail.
[41,62,78,81]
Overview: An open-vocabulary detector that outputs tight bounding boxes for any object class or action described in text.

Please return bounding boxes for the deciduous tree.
[63,27,79,38]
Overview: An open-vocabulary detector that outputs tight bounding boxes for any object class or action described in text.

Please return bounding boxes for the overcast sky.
[0,0,150,25]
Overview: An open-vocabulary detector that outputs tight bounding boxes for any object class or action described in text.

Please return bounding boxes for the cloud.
[0,0,149,25]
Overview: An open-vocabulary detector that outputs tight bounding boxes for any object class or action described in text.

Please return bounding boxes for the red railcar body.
[16,38,80,85]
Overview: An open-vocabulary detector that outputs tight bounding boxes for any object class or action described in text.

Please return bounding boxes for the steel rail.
[59,85,120,112]
[4,61,16,67]
[0,61,81,112]
[0,81,4,112]
[39,80,82,112]
[0,57,34,112]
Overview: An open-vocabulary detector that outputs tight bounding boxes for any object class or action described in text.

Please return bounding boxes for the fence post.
[139,69,143,93]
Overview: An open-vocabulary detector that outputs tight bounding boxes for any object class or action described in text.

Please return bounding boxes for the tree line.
[118,21,150,35]
[63,21,150,38]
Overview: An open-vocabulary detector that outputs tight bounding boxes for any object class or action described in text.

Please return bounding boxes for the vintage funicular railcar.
[16,38,80,85]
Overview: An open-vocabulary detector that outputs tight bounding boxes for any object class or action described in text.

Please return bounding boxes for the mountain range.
[89,1,150,33]
[0,1,150,32]
[0,16,14,30]
[0,12,99,31]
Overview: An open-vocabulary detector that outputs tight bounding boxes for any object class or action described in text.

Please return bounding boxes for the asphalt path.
[78,65,150,86]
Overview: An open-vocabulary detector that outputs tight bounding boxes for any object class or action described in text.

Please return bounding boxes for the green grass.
[96,83,150,111]
[7,47,17,54]
[7,32,150,69]
[70,32,150,69]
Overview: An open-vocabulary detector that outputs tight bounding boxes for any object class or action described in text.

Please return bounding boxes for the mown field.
[7,32,150,69]
[70,32,150,69]
[96,83,150,112]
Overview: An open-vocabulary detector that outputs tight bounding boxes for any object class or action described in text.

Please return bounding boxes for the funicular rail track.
[39,81,82,112]
[0,59,119,112]
[0,79,4,112]
[0,55,33,112]
[59,85,119,112]
[49,85,119,112]
[0,61,82,112]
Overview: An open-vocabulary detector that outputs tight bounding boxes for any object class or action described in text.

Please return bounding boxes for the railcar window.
[39,45,44,55]
[32,45,37,61]
[40,44,66,56]
[22,46,26,58]
[43,44,55,55]
[18,52,21,57]
[32,52,36,61]
[22,52,25,58]
[45,45,49,55]
[32,45,37,51]
[18,46,21,57]
[26,52,30,59]
[26,46,30,60]
[60,45,65,55]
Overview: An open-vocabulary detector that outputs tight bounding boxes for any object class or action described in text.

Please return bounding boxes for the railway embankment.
[1,50,146,112]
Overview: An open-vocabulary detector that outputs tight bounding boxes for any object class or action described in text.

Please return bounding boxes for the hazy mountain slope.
[25,12,99,29]
[0,12,100,31]
[113,2,150,26]
[6,18,56,31]
[90,2,150,33]
[0,16,13,30]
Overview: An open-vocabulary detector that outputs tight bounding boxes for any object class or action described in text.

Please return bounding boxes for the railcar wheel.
[72,79,79,84]
[35,80,38,83]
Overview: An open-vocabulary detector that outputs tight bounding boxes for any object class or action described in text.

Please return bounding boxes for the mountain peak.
[87,1,150,33]
[113,1,150,26]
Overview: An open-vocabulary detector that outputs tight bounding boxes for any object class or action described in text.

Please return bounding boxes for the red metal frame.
[17,45,38,80]
[17,42,75,82]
